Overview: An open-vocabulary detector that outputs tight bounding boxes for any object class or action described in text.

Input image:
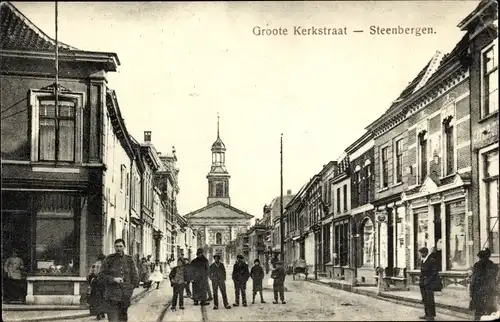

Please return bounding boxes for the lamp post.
[280,134,285,262]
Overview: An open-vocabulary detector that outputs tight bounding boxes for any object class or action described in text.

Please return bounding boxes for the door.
[434,205,443,271]
[2,210,31,302]
[387,208,394,271]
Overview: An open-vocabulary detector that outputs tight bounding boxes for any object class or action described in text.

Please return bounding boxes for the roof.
[365,32,470,133]
[106,89,135,160]
[269,193,295,220]
[211,136,226,151]
[183,200,254,219]
[1,1,77,51]
[345,131,373,154]
[0,1,120,70]
[458,0,498,31]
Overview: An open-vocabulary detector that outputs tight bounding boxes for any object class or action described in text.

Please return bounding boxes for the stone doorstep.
[308,279,473,318]
[2,287,154,322]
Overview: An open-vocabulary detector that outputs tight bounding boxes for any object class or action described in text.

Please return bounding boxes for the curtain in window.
[39,119,56,160]
[58,119,75,161]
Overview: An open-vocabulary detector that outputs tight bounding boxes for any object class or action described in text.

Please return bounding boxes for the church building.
[184,115,253,264]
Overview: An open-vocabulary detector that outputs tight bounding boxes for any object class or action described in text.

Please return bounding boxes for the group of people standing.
[417,246,499,321]
[168,248,288,311]
[82,241,290,322]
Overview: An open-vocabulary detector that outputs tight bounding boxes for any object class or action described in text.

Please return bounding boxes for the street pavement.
[69,276,468,321]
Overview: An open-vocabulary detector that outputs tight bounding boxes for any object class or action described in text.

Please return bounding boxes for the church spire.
[217,112,220,138]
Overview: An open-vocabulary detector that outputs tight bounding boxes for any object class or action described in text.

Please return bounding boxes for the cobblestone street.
[67,277,469,322]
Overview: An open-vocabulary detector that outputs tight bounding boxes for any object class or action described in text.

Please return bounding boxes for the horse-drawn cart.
[292,259,309,280]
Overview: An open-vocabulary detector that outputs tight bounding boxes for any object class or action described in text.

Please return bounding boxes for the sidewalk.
[2,286,153,322]
[307,277,473,318]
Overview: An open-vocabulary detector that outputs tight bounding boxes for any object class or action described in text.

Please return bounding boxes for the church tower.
[207,114,231,205]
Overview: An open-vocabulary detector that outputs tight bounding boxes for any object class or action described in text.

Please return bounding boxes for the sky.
[13,1,479,221]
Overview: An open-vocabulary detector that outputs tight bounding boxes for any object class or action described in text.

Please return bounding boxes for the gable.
[419,176,439,194]
[184,201,253,219]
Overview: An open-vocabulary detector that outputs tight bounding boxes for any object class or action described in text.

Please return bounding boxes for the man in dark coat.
[271,260,286,304]
[190,248,210,306]
[183,258,192,298]
[469,248,499,320]
[418,247,440,321]
[100,239,139,322]
[232,254,250,307]
[209,254,231,310]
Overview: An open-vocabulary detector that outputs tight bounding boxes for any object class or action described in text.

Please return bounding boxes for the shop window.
[484,149,499,256]
[362,218,374,267]
[446,202,467,270]
[35,193,79,276]
[414,210,429,268]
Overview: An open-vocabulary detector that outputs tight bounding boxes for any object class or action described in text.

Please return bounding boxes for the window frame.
[482,147,499,258]
[443,116,456,176]
[481,39,499,117]
[381,146,389,188]
[418,131,428,184]
[29,90,85,163]
[394,138,404,184]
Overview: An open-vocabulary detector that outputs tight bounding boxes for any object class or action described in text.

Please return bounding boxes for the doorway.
[2,210,31,303]
[433,204,443,271]
[387,208,394,271]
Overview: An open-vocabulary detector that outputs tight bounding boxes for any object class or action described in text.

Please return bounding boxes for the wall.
[102,106,132,255]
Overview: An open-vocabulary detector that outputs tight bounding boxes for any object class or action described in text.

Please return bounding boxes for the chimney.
[144,131,151,142]
[287,189,292,195]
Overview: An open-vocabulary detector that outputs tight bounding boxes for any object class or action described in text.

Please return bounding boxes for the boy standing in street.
[250,259,265,304]
[271,261,286,304]
[169,258,188,311]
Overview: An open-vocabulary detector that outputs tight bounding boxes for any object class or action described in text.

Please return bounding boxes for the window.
[419,133,428,183]
[215,182,224,197]
[336,188,341,213]
[216,232,222,245]
[343,184,347,212]
[444,120,454,175]
[395,139,403,183]
[484,150,499,255]
[120,164,126,191]
[35,193,79,276]
[354,168,361,205]
[446,201,467,270]
[38,99,76,161]
[381,147,389,188]
[361,218,374,267]
[482,42,498,116]
[414,209,429,268]
[365,165,371,203]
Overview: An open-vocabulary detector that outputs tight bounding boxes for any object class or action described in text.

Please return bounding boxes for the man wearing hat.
[209,254,231,310]
[232,254,250,307]
[190,248,210,306]
[469,248,499,320]
[418,247,440,321]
